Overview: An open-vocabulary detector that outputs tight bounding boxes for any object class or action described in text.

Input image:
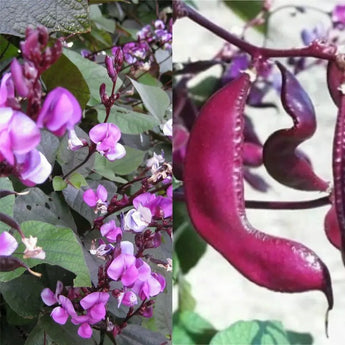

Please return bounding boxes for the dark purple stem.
[179,1,337,61]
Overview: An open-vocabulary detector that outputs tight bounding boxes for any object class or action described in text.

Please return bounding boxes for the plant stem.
[178,1,337,61]
[62,146,96,180]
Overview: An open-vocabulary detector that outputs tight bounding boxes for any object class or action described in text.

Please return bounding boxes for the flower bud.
[10,59,29,97]
[105,56,117,82]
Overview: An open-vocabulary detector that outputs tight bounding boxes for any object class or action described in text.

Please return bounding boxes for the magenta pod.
[324,205,341,250]
[263,62,329,191]
[332,86,345,263]
[184,72,333,314]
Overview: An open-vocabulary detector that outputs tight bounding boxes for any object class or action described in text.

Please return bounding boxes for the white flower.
[161,119,172,137]
[22,236,46,259]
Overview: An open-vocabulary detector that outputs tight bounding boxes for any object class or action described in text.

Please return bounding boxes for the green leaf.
[93,146,145,177]
[25,322,54,345]
[189,75,220,107]
[130,78,171,122]
[178,276,196,312]
[68,172,88,189]
[116,324,168,345]
[173,310,217,345]
[36,130,60,165]
[40,314,96,345]
[0,275,44,319]
[53,176,68,191]
[0,178,14,232]
[0,221,91,287]
[210,320,291,345]
[42,54,90,109]
[89,5,115,33]
[96,105,159,134]
[63,48,122,106]
[223,0,266,34]
[14,189,76,230]
[174,202,207,274]
[286,330,313,345]
[0,0,90,37]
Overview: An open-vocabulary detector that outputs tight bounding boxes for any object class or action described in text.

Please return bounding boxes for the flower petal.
[0,231,18,256]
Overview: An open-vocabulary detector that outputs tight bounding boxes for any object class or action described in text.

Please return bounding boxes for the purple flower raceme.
[122,41,150,64]
[36,87,82,137]
[89,123,126,161]
[83,185,108,214]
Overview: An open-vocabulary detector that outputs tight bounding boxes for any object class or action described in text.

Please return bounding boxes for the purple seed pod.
[0,256,41,277]
[184,73,333,315]
[327,60,343,106]
[263,62,329,191]
[332,89,345,263]
[324,205,341,250]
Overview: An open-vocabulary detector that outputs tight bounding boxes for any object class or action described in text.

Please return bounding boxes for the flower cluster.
[0,27,83,186]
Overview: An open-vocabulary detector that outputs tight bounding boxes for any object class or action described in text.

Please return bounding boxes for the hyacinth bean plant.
[173,1,345,344]
[0,1,172,344]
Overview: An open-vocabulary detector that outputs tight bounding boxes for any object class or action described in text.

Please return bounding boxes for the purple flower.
[124,204,152,232]
[41,281,63,306]
[83,185,108,214]
[333,5,345,25]
[89,123,126,161]
[37,87,82,136]
[51,295,77,325]
[137,25,153,42]
[107,241,139,286]
[0,231,18,256]
[133,192,172,218]
[0,73,15,107]
[0,107,41,166]
[301,24,325,45]
[15,149,52,186]
[229,54,250,80]
[100,220,122,242]
[132,259,165,300]
[123,42,150,64]
[78,292,109,324]
[111,47,124,71]
[117,290,138,307]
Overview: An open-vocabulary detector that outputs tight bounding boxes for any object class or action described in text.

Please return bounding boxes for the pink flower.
[83,185,108,214]
[100,220,122,242]
[37,87,82,136]
[132,259,165,300]
[0,231,18,256]
[89,123,126,161]
[117,290,137,307]
[0,107,41,166]
[107,241,139,286]
[15,149,52,186]
[333,5,345,25]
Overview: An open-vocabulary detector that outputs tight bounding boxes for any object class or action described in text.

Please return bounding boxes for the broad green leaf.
[130,78,171,121]
[36,130,60,165]
[68,172,88,189]
[223,0,267,34]
[210,320,291,345]
[178,276,196,312]
[89,5,115,33]
[286,330,313,345]
[42,54,90,109]
[116,324,168,345]
[0,0,90,36]
[63,49,122,106]
[93,146,145,177]
[189,75,220,107]
[14,189,76,230]
[96,105,159,134]
[52,176,68,191]
[40,315,96,345]
[174,202,207,274]
[0,178,14,231]
[0,221,91,287]
[25,322,55,345]
[6,304,34,326]
[0,275,44,319]
[173,310,217,345]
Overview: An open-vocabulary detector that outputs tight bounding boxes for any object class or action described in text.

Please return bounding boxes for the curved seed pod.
[327,59,343,106]
[0,256,41,277]
[332,90,345,263]
[263,62,329,191]
[324,205,341,250]
[184,72,333,314]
